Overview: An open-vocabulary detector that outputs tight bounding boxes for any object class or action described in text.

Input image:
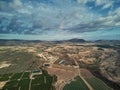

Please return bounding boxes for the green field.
[0,70,55,90]
[63,76,89,90]
[22,72,30,79]
[11,73,23,80]
[0,73,13,81]
[86,77,113,90]
[18,79,30,90]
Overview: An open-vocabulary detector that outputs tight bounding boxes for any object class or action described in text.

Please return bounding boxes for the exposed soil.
[0,81,7,89]
[80,68,94,79]
[46,64,78,90]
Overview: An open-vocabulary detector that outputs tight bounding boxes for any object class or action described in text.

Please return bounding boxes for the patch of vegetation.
[86,77,112,90]
[11,73,23,80]
[89,70,120,90]
[0,77,9,81]
[63,76,89,90]
[3,80,19,89]
[2,86,19,90]
[0,73,13,81]
[18,79,30,90]
[45,44,56,48]
[32,70,55,90]
[22,72,30,79]
[36,49,43,53]
[96,45,113,48]
[0,70,56,90]
[31,83,54,90]
[32,75,44,85]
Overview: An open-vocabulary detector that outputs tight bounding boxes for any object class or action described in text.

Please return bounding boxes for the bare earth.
[80,68,94,79]
[47,64,78,90]
[0,61,11,69]
[0,81,7,89]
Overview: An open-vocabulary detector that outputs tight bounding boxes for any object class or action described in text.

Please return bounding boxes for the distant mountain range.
[95,40,120,44]
[64,38,86,42]
[0,38,120,46]
[0,38,86,43]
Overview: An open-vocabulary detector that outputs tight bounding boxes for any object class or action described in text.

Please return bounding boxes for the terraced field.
[0,70,55,90]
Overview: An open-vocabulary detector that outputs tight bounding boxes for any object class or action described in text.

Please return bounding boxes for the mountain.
[95,40,120,45]
[65,38,86,42]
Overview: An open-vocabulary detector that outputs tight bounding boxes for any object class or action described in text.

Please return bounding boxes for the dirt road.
[74,59,94,90]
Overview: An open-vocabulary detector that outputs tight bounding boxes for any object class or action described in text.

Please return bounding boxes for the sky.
[0,0,120,40]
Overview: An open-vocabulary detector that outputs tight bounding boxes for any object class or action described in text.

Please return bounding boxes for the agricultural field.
[0,70,55,90]
[80,69,113,90]
[86,77,113,90]
[63,76,89,90]
[0,47,39,74]
[0,73,13,81]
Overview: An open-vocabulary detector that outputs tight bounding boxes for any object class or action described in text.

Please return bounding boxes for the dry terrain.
[0,40,120,90]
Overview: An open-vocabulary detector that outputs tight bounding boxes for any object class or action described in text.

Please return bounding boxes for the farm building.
[44,63,50,67]
[30,69,42,79]
[59,60,65,64]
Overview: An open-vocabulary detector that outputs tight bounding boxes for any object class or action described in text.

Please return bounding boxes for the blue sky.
[0,0,120,40]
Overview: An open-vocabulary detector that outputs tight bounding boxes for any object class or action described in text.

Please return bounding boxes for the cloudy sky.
[0,0,120,40]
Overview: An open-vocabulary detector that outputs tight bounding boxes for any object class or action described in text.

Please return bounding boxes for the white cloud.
[98,15,118,26]
[17,8,31,14]
[0,0,120,38]
[0,12,14,17]
[115,7,120,15]
[102,2,113,9]
[95,0,113,9]
[95,0,106,6]
[13,0,22,6]
[9,0,23,9]
[115,22,120,26]
[103,20,114,26]
[77,0,89,4]
[108,7,120,17]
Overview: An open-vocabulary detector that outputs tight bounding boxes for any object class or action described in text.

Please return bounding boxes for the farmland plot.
[86,77,113,90]
[63,76,89,90]
[0,70,55,90]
